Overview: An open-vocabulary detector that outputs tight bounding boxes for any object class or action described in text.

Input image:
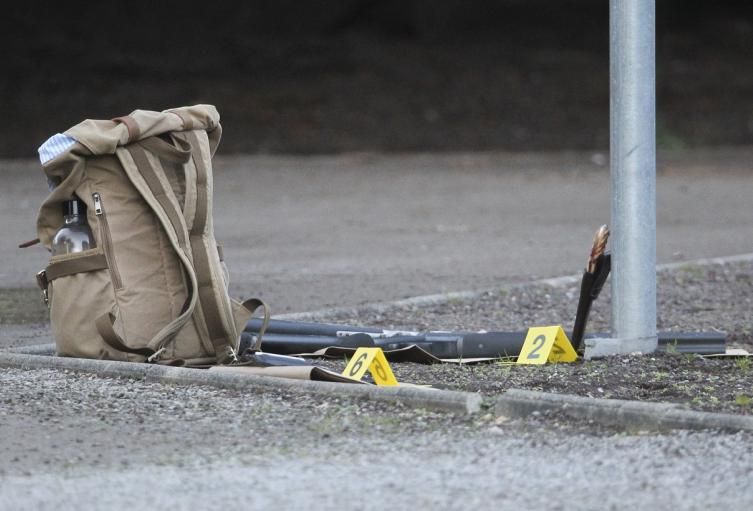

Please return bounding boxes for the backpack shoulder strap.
[176,129,241,361]
[111,133,240,363]
[100,139,205,360]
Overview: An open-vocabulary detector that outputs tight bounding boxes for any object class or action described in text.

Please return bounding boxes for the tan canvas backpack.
[34,105,266,365]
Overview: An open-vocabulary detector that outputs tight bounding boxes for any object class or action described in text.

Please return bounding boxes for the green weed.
[677,264,705,279]
[734,357,751,373]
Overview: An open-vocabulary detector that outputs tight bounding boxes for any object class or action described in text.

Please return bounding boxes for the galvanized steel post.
[608,0,658,353]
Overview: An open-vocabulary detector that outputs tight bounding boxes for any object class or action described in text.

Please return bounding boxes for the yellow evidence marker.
[517,326,578,365]
[342,347,399,386]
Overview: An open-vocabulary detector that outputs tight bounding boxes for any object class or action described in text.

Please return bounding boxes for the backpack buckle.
[36,270,49,306]
[222,346,238,365]
[147,347,166,363]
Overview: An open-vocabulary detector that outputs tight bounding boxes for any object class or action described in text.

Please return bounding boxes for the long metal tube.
[609,0,658,350]
[245,320,725,356]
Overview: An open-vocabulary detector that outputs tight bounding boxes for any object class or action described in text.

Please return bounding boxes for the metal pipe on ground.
[246,319,725,358]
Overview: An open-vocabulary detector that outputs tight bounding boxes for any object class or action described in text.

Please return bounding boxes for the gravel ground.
[0,366,620,477]
[309,259,753,415]
[3,260,753,509]
[2,368,753,511]
[0,368,476,476]
[2,259,752,417]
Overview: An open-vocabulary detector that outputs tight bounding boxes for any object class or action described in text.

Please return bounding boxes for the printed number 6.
[527,334,547,359]
[349,352,369,376]
[373,359,388,381]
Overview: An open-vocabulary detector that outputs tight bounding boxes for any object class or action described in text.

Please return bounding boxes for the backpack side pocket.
[45,248,124,360]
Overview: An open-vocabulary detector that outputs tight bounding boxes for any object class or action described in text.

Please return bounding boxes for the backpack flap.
[65,105,220,155]
[38,105,247,364]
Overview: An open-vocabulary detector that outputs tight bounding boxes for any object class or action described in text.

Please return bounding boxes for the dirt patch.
[310,259,753,415]
[5,259,753,417]
[344,353,753,416]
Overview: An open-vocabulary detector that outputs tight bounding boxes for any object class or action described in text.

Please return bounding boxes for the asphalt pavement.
[4,148,752,313]
[2,148,753,510]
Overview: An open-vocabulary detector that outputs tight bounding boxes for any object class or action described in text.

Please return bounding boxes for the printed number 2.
[527,334,547,359]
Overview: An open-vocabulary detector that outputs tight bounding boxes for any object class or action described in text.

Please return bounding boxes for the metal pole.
[609,0,658,353]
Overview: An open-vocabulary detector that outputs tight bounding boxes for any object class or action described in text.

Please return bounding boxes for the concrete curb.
[277,252,753,321]
[277,275,584,322]
[4,252,753,427]
[495,389,753,432]
[6,343,55,355]
[5,349,753,432]
[276,289,507,322]
[0,351,482,415]
[657,252,753,272]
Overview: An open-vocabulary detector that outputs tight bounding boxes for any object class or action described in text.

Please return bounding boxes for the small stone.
[494,415,509,425]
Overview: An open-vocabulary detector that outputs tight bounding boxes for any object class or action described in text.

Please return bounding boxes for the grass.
[494,356,518,367]
[735,357,751,373]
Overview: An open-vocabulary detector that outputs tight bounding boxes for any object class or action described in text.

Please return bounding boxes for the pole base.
[584,336,658,360]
